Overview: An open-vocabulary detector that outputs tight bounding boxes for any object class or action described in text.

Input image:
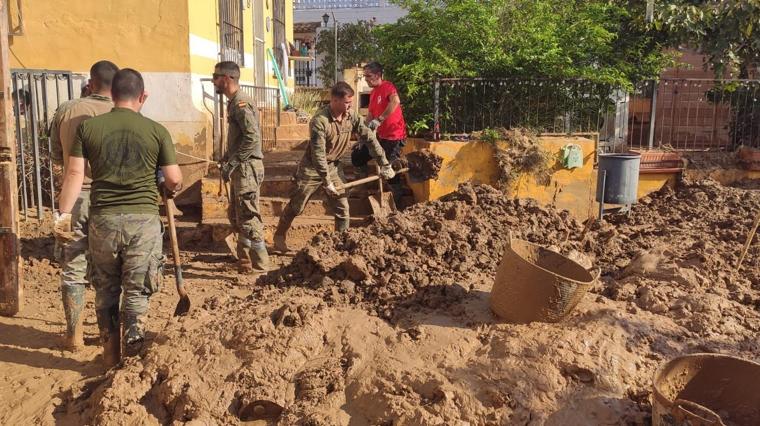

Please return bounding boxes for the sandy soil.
[2,177,759,425]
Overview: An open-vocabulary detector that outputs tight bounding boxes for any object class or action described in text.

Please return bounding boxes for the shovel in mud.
[338,166,410,217]
[162,192,191,316]
[336,149,443,218]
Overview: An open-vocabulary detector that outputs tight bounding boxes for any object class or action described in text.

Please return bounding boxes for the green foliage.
[290,88,324,117]
[315,20,380,87]
[374,0,675,128]
[478,128,501,144]
[654,0,760,77]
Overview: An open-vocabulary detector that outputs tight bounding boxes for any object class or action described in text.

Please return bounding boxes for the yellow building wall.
[9,0,190,72]
[404,137,598,220]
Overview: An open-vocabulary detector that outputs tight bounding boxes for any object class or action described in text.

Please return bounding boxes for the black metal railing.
[627,78,760,151]
[433,78,624,141]
[432,77,760,151]
[12,69,86,220]
[294,58,319,87]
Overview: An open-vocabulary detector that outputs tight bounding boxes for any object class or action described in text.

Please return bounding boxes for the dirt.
[475,128,553,192]
[404,149,443,182]
[4,178,760,425]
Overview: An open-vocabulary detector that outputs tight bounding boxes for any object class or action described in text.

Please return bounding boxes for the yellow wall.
[9,0,190,72]
[404,137,598,220]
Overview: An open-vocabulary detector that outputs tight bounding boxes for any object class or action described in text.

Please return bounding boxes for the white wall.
[295,5,406,25]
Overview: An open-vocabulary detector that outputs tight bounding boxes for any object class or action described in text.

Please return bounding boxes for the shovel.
[162,191,191,316]
[338,167,410,218]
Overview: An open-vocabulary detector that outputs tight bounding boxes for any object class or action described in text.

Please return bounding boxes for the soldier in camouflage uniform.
[273,82,395,252]
[50,60,118,351]
[56,69,182,367]
[213,61,270,273]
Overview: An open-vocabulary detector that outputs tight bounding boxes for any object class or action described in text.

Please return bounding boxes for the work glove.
[368,119,382,130]
[220,161,237,182]
[156,170,177,199]
[53,212,74,243]
[323,179,340,198]
[379,164,396,180]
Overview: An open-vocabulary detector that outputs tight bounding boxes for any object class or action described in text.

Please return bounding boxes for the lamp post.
[322,12,338,84]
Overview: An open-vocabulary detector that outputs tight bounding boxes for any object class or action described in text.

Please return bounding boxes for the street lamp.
[321,12,338,84]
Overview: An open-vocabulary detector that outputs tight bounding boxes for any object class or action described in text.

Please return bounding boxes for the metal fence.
[12,69,87,220]
[432,77,760,151]
[202,79,282,156]
[627,79,760,151]
[433,78,626,144]
[294,58,320,87]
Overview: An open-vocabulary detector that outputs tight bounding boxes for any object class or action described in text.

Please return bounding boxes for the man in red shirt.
[351,61,407,206]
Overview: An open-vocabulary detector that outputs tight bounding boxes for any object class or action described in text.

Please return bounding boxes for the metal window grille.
[220,0,244,66]
[273,0,287,73]
[253,0,266,85]
[11,69,87,220]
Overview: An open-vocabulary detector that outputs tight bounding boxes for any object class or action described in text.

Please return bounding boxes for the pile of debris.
[261,183,586,319]
[76,179,760,425]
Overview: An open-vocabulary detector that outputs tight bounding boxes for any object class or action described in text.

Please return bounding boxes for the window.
[253,0,265,85]
[273,0,287,74]
[220,0,244,66]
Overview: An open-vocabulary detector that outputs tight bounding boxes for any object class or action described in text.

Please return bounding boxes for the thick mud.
[61,179,760,424]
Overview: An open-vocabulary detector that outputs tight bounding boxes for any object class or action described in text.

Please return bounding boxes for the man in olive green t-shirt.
[57,68,183,368]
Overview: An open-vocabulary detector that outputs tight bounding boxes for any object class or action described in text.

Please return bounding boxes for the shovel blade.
[368,192,396,218]
[174,295,191,316]
[224,232,238,260]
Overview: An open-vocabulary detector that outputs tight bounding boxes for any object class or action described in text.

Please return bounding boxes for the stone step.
[274,123,310,140]
[271,138,309,151]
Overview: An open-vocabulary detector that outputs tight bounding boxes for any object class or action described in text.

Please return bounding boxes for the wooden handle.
[163,194,181,269]
[338,168,409,190]
[737,210,760,271]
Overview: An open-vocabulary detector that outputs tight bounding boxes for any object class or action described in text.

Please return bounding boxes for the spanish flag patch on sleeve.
[238,101,247,108]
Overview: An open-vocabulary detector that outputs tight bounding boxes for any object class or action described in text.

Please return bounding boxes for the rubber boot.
[237,235,254,273]
[122,312,145,358]
[61,285,85,351]
[96,306,121,369]
[273,214,295,253]
[335,217,349,233]
[249,240,270,274]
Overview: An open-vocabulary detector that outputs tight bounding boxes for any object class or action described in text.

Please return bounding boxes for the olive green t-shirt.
[69,107,177,215]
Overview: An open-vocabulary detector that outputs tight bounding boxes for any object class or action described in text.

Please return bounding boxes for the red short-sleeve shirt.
[368,80,407,141]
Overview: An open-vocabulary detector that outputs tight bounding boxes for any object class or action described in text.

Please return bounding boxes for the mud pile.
[586,179,760,340]
[261,183,586,319]
[77,179,760,425]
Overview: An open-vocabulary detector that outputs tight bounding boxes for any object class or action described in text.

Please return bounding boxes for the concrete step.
[274,123,310,140]
[271,138,309,151]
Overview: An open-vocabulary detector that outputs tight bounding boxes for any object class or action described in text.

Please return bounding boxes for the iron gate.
[11,69,87,220]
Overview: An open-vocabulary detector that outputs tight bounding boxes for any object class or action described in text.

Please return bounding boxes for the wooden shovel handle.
[337,168,409,190]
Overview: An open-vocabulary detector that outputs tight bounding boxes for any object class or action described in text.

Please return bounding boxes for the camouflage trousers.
[58,190,90,289]
[228,159,265,254]
[88,213,164,343]
[56,190,90,339]
[281,160,349,232]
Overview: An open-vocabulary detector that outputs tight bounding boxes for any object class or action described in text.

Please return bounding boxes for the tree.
[315,20,380,86]
[655,0,760,77]
[374,0,674,129]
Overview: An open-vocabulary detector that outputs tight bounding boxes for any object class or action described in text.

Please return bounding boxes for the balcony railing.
[294,0,384,10]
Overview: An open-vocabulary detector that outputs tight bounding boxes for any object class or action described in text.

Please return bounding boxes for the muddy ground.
[2,177,759,425]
